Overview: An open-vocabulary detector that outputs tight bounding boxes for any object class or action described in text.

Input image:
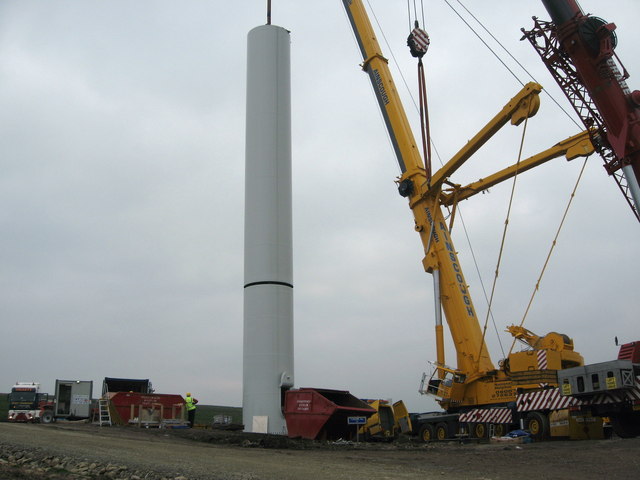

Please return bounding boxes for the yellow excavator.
[342,0,600,441]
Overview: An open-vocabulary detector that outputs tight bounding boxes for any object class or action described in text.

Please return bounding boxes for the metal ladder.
[98,398,112,426]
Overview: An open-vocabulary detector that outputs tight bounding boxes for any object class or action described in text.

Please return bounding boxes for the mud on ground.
[0,422,638,479]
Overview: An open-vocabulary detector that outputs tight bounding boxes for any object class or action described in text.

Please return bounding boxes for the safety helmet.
[186,392,191,396]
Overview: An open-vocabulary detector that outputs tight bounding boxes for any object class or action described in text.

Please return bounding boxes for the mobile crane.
[341,0,599,441]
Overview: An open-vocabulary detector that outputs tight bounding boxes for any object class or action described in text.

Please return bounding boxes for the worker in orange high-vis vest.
[185,392,198,427]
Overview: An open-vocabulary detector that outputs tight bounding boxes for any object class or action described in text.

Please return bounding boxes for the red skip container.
[107,392,186,425]
[284,388,375,440]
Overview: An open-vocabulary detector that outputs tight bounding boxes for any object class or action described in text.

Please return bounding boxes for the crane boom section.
[542,0,640,177]
[419,201,495,377]
[440,130,594,206]
[523,0,640,219]
[430,83,542,188]
[342,0,423,176]
[343,0,494,378]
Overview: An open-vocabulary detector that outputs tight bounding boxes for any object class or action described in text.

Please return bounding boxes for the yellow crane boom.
[343,0,493,380]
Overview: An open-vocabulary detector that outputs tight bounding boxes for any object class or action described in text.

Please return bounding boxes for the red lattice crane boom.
[523,0,640,221]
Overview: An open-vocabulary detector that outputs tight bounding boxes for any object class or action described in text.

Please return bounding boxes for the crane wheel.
[493,423,506,437]
[472,423,487,439]
[419,424,435,442]
[435,422,448,441]
[525,412,549,440]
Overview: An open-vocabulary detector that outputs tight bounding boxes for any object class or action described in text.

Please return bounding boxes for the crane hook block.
[408,27,430,58]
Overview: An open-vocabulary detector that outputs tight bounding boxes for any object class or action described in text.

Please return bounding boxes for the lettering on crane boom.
[426,208,475,318]
[372,69,390,105]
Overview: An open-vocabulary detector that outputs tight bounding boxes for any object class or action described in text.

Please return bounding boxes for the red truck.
[7,382,53,423]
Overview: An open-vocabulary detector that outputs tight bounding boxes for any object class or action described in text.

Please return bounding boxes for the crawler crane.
[342,0,600,441]
[523,0,640,221]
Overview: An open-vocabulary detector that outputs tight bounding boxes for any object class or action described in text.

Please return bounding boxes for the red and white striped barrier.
[517,387,581,412]
[459,408,513,424]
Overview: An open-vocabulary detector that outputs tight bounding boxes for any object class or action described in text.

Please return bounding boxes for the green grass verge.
[0,394,8,422]
[194,404,242,425]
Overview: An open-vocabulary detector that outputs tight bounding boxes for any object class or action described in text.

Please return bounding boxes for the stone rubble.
[0,442,189,480]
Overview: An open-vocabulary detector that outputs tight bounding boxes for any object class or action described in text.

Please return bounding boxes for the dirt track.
[0,422,639,479]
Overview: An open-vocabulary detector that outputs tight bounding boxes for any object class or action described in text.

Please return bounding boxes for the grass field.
[193,404,242,426]
[0,394,8,422]
[0,394,242,426]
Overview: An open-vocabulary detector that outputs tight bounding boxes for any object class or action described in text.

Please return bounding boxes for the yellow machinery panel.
[359,400,412,439]
[549,409,604,440]
[393,400,412,434]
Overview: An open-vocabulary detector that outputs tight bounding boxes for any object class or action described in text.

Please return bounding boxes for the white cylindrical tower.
[243,24,293,435]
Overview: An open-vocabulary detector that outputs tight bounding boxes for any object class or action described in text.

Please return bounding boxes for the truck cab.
[7,382,50,422]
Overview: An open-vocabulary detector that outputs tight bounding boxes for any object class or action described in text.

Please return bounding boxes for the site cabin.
[52,380,93,420]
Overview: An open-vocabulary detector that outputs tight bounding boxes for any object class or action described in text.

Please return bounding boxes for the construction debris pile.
[0,443,190,480]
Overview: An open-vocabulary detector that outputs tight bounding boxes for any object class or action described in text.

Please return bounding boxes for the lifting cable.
[507,157,589,357]
[407,1,432,179]
[477,101,533,368]
[444,0,582,129]
[407,0,426,34]
[417,53,432,179]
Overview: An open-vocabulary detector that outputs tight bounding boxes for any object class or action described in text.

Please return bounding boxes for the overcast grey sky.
[1,1,638,412]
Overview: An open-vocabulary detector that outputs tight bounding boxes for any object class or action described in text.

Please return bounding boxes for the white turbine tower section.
[243,24,293,435]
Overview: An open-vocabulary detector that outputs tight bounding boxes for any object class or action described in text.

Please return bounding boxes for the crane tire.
[493,423,506,437]
[435,422,448,441]
[472,422,487,439]
[419,423,435,443]
[525,412,549,441]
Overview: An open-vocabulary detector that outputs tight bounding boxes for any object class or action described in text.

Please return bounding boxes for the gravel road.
[0,422,639,479]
